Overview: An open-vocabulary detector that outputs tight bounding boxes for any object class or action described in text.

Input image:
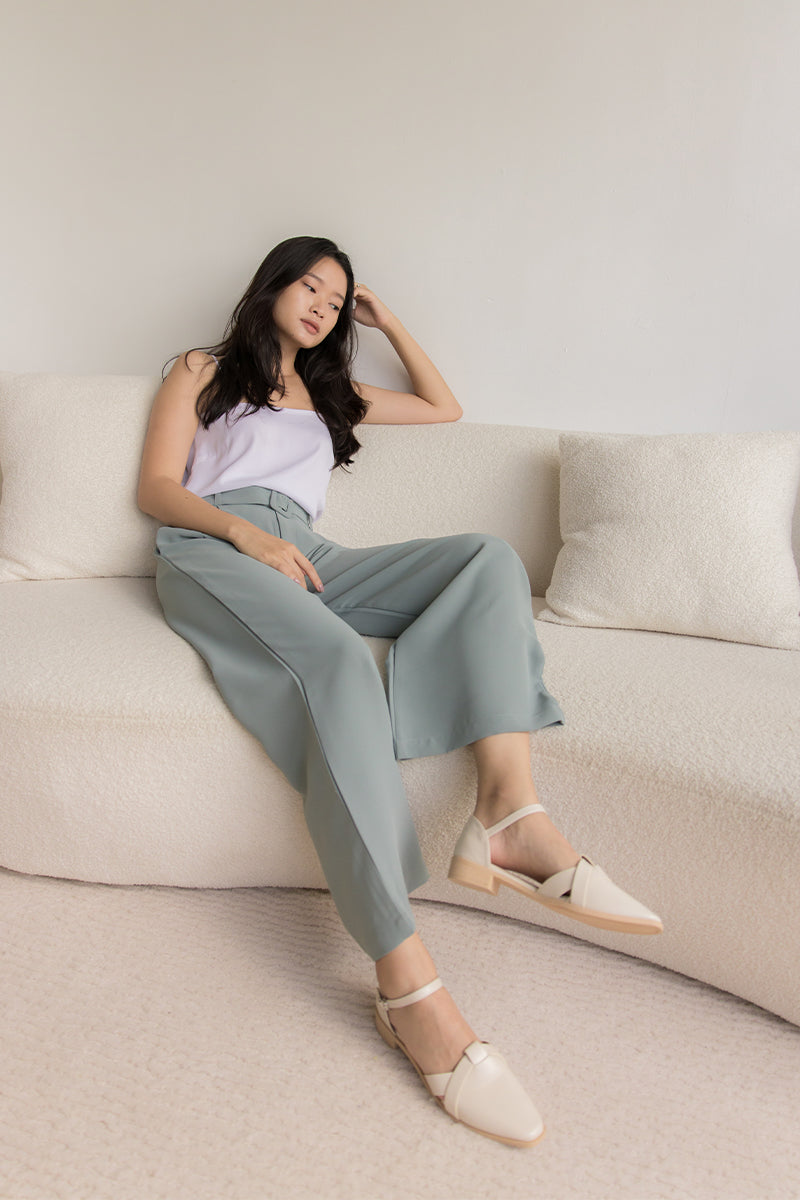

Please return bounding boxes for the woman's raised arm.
[353,286,463,425]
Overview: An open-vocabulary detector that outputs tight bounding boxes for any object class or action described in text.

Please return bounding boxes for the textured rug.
[1,867,799,1200]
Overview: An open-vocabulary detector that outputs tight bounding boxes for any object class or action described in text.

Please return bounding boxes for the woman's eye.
[330,303,340,312]
[304,282,315,293]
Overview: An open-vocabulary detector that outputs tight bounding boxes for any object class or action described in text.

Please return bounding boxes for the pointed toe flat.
[375,978,545,1148]
[448,804,663,935]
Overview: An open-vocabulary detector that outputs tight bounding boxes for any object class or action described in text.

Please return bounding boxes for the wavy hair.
[190,236,368,468]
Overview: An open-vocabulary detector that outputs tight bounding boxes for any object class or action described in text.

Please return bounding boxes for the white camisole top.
[182,403,335,521]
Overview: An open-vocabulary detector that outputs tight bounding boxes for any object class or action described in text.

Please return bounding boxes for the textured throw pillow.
[0,372,161,581]
[538,432,800,650]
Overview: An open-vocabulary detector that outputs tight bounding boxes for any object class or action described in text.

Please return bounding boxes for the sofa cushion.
[0,373,162,582]
[539,432,800,650]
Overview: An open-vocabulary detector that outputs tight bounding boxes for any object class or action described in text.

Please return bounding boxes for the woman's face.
[272,256,349,351]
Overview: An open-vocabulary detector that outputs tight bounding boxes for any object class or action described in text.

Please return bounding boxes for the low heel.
[375,1011,399,1049]
[448,855,501,896]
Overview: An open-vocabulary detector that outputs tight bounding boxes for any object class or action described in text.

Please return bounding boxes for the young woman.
[138,235,662,1148]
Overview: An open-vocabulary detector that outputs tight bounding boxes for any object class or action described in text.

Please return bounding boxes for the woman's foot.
[374,945,545,1147]
[475,786,579,883]
[381,983,476,1074]
[449,802,663,934]
[375,934,475,1075]
[470,732,579,883]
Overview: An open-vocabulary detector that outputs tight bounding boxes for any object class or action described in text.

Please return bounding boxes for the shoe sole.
[448,855,663,935]
[374,1010,546,1149]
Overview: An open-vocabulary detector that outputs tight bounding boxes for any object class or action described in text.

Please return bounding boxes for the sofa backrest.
[319,423,563,597]
[0,373,564,593]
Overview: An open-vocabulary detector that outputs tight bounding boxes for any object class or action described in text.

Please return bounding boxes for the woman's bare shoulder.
[178,349,219,376]
[153,351,217,415]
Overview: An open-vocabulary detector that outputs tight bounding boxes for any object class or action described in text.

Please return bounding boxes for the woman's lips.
[301,319,320,334]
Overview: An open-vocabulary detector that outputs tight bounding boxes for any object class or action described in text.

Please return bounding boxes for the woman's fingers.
[231,522,323,592]
[289,549,323,593]
[275,546,323,593]
[353,284,386,329]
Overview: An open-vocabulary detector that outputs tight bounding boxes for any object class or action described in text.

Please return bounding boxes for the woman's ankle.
[374,934,476,1075]
[375,932,438,999]
[473,780,540,829]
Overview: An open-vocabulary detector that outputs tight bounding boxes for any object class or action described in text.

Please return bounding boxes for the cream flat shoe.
[448,804,663,935]
[374,977,545,1148]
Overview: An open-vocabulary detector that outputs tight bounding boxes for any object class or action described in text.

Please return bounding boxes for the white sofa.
[2,373,799,1025]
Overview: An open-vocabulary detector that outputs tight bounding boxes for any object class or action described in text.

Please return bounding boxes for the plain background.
[2,0,799,433]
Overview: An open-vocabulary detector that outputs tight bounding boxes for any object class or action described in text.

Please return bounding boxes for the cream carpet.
[1,868,799,1200]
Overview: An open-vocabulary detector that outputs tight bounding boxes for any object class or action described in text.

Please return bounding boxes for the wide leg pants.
[154,485,564,961]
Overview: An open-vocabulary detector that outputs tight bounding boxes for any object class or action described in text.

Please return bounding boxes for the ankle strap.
[380,977,443,1010]
[485,804,547,837]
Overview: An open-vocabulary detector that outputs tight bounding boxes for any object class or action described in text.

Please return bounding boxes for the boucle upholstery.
[1,374,799,1028]
[0,374,160,581]
[539,431,800,650]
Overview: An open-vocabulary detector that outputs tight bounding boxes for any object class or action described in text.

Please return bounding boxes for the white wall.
[2,0,799,433]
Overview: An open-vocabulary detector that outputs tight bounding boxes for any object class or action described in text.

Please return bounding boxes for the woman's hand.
[351,282,463,425]
[230,521,324,592]
[353,284,395,332]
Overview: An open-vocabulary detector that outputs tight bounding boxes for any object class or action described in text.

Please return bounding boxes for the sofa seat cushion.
[515,603,800,1026]
[1,578,326,888]
[2,578,799,1024]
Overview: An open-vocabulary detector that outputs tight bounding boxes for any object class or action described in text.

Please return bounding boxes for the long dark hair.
[192,236,368,467]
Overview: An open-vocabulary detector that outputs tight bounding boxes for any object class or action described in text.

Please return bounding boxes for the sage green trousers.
[155,486,563,960]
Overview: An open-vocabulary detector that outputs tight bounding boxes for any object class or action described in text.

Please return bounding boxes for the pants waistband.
[203,486,313,528]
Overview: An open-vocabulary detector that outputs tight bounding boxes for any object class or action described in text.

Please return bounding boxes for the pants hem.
[394,705,565,760]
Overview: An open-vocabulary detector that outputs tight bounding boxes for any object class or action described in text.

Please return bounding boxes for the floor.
[2,867,799,1200]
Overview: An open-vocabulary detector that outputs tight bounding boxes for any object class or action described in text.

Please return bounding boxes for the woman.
[138,235,661,1148]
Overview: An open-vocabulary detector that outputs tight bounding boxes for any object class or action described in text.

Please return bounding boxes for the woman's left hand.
[350,280,464,425]
[353,284,394,332]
